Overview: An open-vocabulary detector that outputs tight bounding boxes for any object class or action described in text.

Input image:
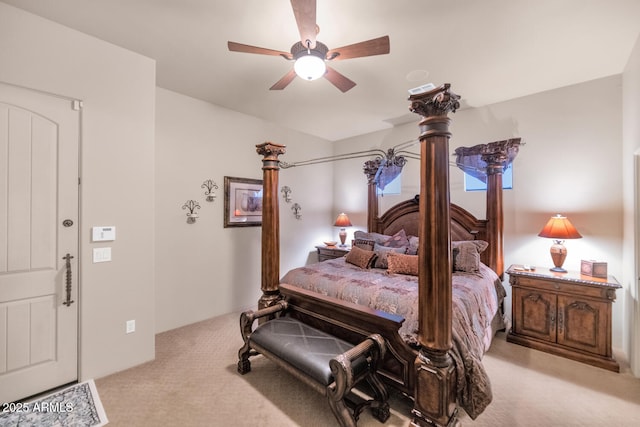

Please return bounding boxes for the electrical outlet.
[126,320,136,334]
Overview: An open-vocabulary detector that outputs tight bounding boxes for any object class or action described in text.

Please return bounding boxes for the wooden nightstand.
[315,245,350,262]
[506,264,621,372]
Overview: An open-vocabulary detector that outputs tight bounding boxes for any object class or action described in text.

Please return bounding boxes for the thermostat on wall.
[92,226,116,242]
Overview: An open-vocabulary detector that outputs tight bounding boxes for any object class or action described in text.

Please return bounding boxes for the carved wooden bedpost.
[485,151,506,280]
[256,142,286,309]
[454,138,520,280]
[364,159,381,232]
[409,84,461,427]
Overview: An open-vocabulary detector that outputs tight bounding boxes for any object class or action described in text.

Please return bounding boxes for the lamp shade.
[334,213,352,227]
[538,214,582,240]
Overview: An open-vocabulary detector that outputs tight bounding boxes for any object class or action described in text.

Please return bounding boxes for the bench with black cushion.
[237,301,390,427]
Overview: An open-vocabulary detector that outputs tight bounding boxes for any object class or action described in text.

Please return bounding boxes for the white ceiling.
[3,0,640,141]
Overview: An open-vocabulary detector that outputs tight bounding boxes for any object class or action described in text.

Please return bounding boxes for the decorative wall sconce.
[281,186,292,203]
[202,179,219,202]
[182,200,201,224]
[291,203,302,220]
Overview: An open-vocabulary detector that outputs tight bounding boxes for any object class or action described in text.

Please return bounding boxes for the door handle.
[62,253,75,307]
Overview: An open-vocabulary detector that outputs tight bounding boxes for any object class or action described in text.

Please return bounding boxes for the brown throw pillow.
[387,252,419,276]
[345,245,376,269]
[451,240,489,273]
[353,238,375,251]
[353,230,391,245]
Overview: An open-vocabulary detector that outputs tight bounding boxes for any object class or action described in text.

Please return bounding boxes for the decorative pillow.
[353,238,375,251]
[345,245,376,269]
[451,240,489,273]
[373,243,407,269]
[407,235,419,255]
[386,252,419,276]
[353,230,390,245]
[381,229,410,248]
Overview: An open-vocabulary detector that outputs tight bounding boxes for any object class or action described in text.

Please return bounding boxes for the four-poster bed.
[250,84,520,426]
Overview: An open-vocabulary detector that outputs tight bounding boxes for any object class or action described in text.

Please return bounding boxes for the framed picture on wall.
[224,176,263,227]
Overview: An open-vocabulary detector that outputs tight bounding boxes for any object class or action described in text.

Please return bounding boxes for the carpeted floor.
[95,311,640,426]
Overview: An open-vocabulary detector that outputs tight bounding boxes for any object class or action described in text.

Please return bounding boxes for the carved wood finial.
[408,83,461,118]
[256,142,286,168]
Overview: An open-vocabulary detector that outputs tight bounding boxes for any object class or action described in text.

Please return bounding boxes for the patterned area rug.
[0,380,108,426]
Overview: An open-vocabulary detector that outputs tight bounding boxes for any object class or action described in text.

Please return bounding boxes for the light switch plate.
[93,247,112,263]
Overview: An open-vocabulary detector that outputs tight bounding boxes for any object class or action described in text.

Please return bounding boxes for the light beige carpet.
[96,311,640,426]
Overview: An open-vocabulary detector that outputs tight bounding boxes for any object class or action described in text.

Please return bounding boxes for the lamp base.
[549,241,568,273]
[338,229,347,247]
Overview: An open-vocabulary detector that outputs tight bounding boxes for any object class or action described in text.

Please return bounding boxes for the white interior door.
[0,82,79,402]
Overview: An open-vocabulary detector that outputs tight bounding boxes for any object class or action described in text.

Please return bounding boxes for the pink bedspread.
[280,258,506,418]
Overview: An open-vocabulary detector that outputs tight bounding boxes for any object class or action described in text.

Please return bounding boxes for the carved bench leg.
[327,394,357,427]
[237,348,251,374]
[237,310,253,374]
[237,303,288,375]
[367,373,390,423]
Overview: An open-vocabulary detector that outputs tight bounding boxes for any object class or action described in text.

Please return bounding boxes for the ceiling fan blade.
[270,69,298,90]
[228,41,292,59]
[324,66,356,92]
[290,0,317,48]
[327,36,390,61]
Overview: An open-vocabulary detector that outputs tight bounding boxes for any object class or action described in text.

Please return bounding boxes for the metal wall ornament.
[202,179,219,202]
[182,200,201,224]
[281,185,292,203]
[291,203,302,219]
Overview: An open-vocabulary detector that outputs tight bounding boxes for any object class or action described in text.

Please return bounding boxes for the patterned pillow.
[353,230,390,245]
[382,229,410,248]
[345,245,376,269]
[386,252,419,276]
[451,240,489,273]
[353,238,375,251]
[373,243,407,269]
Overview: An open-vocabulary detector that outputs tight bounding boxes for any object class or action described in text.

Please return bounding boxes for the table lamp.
[334,213,352,247]
[538,214,582,273]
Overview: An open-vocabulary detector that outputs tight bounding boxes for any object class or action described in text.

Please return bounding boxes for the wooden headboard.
[372,196,491,267]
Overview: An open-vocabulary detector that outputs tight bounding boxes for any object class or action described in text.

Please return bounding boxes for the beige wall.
[333,76,626,352]
[154,88,334,333]
[622,34,640,374]
[0,3,156,379]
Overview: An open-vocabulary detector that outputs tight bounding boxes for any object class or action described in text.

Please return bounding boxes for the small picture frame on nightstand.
[581,260,607,278]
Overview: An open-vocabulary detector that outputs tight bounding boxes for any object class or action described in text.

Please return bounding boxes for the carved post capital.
[256,142,286,169]
[363,158,382,183]
[408,83,460,118]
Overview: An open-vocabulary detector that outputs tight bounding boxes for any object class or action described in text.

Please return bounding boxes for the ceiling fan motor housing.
[291,40,329,60]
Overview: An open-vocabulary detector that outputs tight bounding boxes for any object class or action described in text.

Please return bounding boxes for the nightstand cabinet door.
[513,288,557,343]
[557,295,610,357]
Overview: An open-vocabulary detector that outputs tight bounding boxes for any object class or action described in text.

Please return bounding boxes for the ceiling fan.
[227,0,390,92]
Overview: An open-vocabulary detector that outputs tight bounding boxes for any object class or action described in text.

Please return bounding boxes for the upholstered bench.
[237,300,390,427]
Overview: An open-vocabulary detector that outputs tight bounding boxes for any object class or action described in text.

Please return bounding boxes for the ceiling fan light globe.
[294,54,326,81]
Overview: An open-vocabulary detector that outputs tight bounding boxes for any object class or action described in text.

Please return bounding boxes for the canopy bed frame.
[254,84,519,426]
